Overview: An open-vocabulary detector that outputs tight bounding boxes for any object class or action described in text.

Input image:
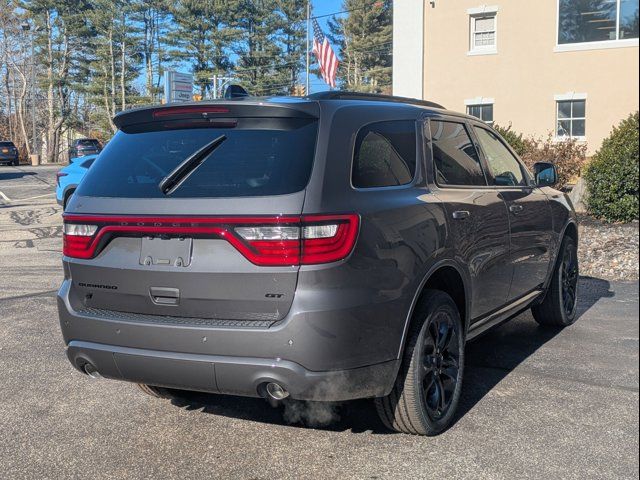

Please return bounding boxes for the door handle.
[452,210,471,220]
[509,204,524,214]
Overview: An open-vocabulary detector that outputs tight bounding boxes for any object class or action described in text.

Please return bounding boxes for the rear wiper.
[158,134,227,195]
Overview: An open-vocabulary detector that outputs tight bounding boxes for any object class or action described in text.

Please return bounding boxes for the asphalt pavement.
[0,165,638,479]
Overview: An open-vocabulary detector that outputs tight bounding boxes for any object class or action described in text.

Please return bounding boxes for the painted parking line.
[20,193,56,200]
[0,191,11,202]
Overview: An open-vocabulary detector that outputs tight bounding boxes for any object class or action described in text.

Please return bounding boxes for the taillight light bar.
[56,172,68,187]
[62,214,359,266]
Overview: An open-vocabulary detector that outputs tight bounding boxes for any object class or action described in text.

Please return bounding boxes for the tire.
[12,158,19,166]
[532,236,579,327]
[375,290,465,435]
[136,383,175,399]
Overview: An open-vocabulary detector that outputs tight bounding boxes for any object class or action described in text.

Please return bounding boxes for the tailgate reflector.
[62,214,359,266]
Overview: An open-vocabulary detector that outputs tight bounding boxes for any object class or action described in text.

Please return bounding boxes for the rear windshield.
[76,139,99,146]
[0,142,15,147]
[76,118,318,198]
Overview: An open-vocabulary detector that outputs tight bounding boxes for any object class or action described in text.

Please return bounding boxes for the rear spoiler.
[113,101,320,130]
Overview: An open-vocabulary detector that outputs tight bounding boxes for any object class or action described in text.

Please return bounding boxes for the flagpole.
[305,0,310,95]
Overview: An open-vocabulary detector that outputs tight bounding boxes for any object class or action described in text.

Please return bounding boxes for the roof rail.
[306,91,445,109]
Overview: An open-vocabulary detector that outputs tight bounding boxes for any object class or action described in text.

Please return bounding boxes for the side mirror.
[533,162,558,187]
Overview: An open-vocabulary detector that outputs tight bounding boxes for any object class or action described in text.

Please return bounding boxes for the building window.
[556,99,586,139]
[558,0,639,45]
[467,104,494,124]
[470,14,497,53]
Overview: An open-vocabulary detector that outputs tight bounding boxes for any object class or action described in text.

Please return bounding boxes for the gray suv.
[58,92,579,435]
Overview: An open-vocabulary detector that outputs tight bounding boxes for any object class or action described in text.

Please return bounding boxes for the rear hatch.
[62,101,337,324]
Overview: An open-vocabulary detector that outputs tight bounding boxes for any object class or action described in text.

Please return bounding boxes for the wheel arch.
[543,220,578,290]
[397,260,470,359]
[63,185,77,209]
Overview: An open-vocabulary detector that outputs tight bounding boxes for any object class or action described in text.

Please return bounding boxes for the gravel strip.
[578,214,639,281]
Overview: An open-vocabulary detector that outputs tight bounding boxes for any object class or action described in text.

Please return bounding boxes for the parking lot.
[1,165,638,479]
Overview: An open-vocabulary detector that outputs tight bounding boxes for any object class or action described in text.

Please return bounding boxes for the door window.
[430,120,486,186]
[473,127,527,187]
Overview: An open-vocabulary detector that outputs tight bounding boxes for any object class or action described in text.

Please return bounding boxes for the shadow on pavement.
[0,171,37,181]
[454,276,613,425]
[161,276,613,435]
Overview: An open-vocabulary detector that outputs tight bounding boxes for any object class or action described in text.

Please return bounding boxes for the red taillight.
[301,215,359,265]
[62,214,359,266]
[56,172,68,187]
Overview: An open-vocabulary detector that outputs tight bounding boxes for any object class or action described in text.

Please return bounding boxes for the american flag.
[312,18,339,89]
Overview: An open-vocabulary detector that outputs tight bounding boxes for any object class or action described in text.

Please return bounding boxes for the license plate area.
[139,237,193,267]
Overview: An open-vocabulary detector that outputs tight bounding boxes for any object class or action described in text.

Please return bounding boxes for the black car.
[0,141,19,166]
[58,92,578,435]
[68,138,102,161]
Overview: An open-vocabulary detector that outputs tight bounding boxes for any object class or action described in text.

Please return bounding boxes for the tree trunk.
[46,10,56,163]
[120,32,126,111]
[109,28,116,120]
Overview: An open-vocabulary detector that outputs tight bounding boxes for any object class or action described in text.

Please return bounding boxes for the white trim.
[554,38,639,52]
[554,136,586,143]
[467,5,499,15]
[467,48,498,56]
[554,92,587,101]
[465,97,495,106]
[392,0,424,99]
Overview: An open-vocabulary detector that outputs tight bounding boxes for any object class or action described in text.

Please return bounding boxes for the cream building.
[393,0,639,154]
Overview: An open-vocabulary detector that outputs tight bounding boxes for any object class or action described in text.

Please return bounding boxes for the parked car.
[68,138,102,161]
[57,92,579,435]
[0,141,19,166]
[56,154,97,210]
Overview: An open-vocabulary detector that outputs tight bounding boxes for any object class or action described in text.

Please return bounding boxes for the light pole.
[20,21,38,159]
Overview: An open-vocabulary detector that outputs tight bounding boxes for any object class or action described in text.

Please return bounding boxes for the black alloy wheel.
[421,310,460,420]
[375,290,464,435]
[532,235,579,327]
[561,244,578,318]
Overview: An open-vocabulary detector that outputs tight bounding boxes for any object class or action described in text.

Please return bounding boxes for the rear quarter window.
[352,120,417,188]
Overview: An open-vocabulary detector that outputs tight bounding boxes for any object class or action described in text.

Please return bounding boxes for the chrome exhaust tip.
[83,363,102,379]
[265,382,289,401]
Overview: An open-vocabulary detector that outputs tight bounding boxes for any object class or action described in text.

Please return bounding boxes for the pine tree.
[276,0,307,94]
[167,0,235,98]
[23,0,95,161]
[231,0,284,96]
[131,0,172,101]
[328,0,392,93]
[83,0,140,133]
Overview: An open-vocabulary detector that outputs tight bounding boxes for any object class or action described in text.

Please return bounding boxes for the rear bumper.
[66,340,398,401]
[57,277,405,401]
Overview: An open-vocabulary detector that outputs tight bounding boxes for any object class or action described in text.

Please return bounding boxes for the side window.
[474,127,527,187]
[430,120,486,186]
[352,121,416,188]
